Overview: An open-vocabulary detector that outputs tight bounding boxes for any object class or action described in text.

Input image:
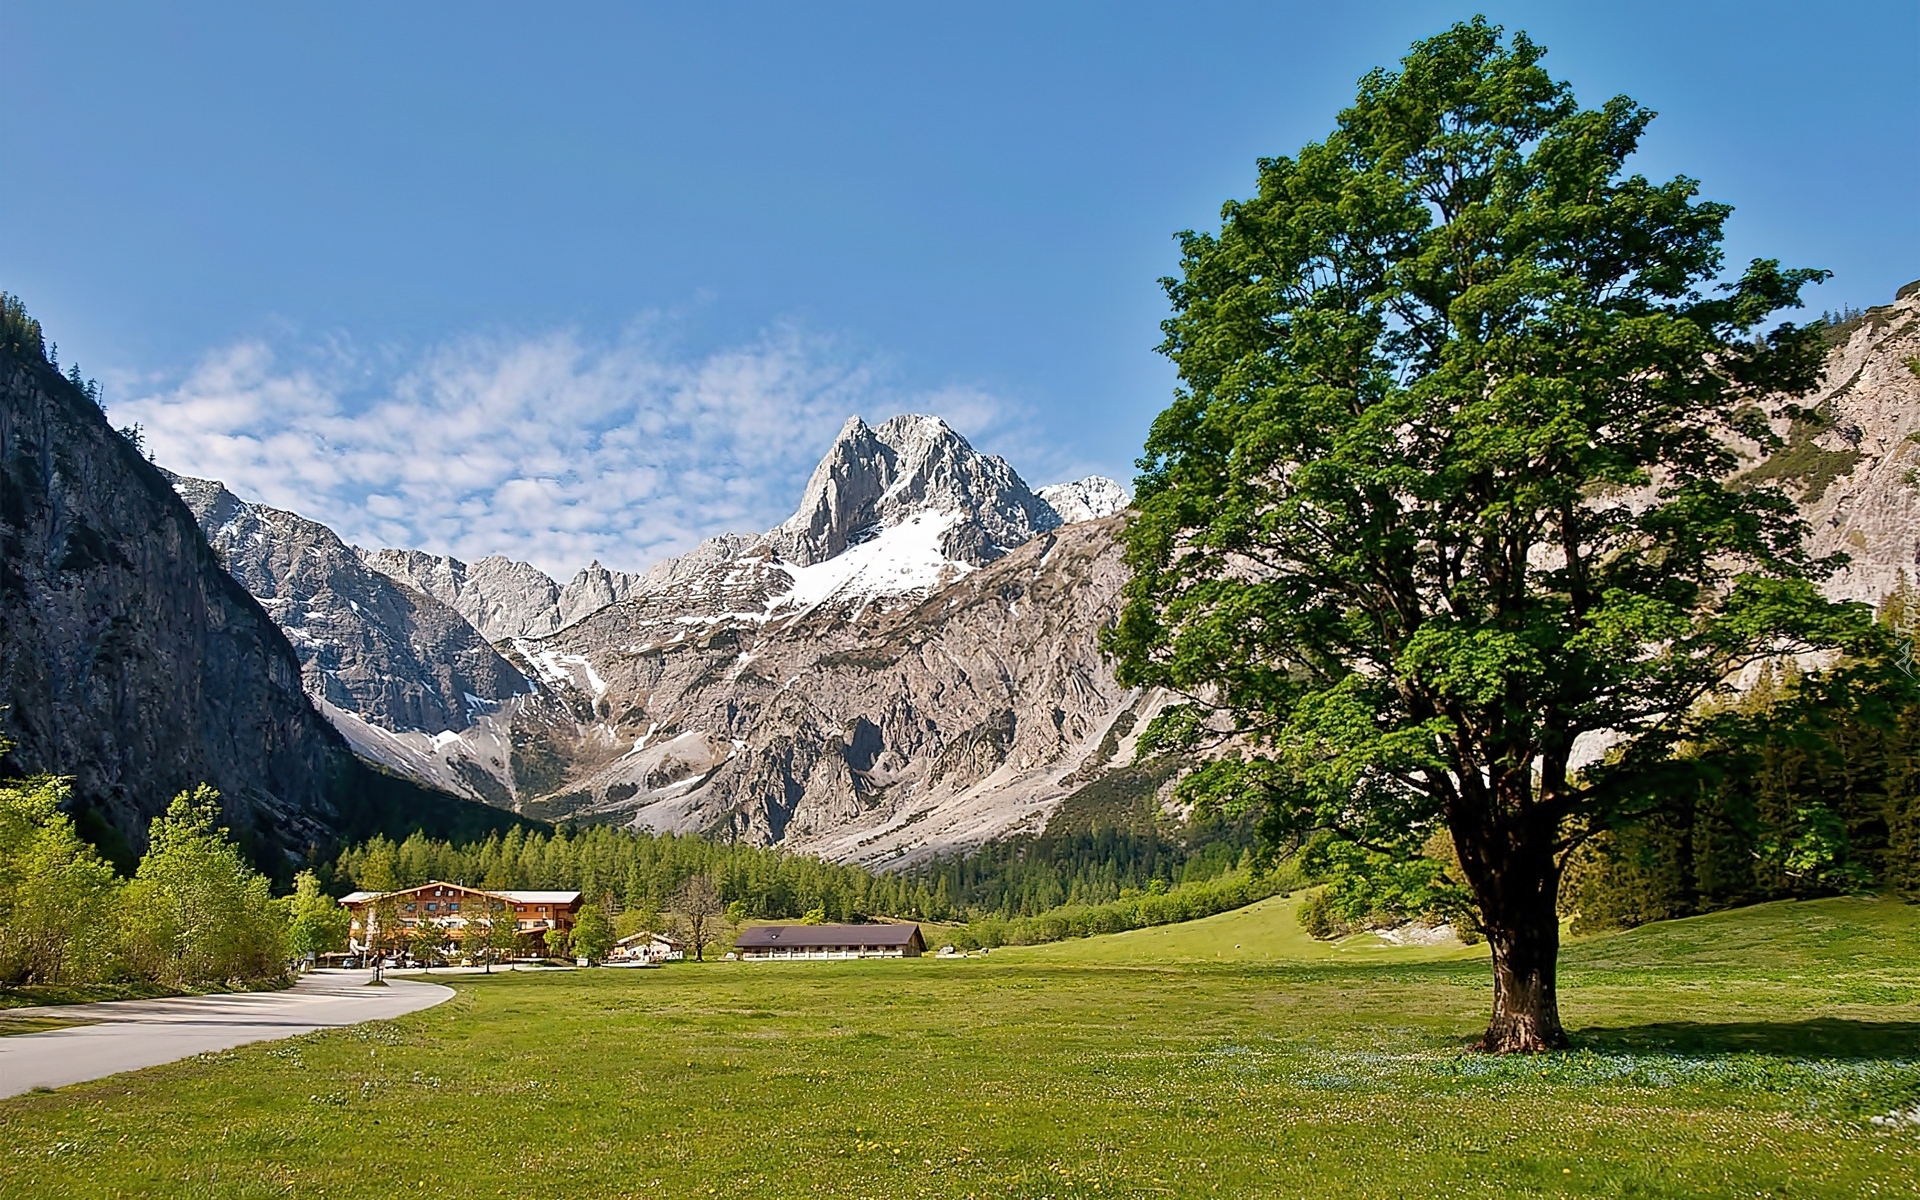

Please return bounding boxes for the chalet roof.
[733,923,922,949]
[335,882,581,907]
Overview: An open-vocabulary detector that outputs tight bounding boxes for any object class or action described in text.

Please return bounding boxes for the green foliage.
[909,757,1261,917]
[3,732,301,990]
[278,870,350,960]
[1296,832,1479,941]
[571,902,613,962]
[1734,405,1864,504]
[0,770,121,984]
[1563,600,1920,930]
[120,787,286,987]
[1103,17,1849,1043]
[0,292,46,362]
[334,823,946,924]
[331,787,1263,937]
[948,865,1294,950]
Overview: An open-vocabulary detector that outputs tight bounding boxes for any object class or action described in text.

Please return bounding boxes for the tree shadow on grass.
[1573,1019,1920,1059]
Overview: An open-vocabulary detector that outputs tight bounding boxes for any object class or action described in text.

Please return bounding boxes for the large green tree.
[1107,19,1852,1052]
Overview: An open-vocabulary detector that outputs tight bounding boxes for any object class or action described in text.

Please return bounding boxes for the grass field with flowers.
[2,894,1916,1199]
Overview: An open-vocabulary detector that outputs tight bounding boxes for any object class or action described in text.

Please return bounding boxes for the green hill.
[992,890,1485,964]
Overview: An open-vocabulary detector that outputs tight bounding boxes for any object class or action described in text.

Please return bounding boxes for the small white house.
[610,931,685,964]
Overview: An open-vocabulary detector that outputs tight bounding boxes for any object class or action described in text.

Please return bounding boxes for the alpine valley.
[7,282,1918,872]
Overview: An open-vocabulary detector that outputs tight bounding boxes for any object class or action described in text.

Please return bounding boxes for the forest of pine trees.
[1562,584,1920,929]
[327,760,1264,927]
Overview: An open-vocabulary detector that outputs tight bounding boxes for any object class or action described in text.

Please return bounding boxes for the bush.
[0,772,122,985]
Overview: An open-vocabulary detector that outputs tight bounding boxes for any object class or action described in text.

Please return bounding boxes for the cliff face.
[0,349,347,857]
[1747,282,1920,606]
[358,549,647,641]
[0,347,524,865]
[170,475,528,734]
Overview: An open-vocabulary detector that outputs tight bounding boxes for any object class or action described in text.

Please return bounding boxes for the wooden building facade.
[339,881,582,957]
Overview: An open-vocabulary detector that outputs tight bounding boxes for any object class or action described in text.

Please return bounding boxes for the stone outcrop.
[358,548,648,641]
[765,415,1064,567]
[1037,476,1132,525]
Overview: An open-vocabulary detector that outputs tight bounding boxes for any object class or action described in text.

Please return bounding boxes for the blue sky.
[5,2,1915,576]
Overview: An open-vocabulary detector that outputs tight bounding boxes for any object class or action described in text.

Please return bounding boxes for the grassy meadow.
[2,895,1917,1198]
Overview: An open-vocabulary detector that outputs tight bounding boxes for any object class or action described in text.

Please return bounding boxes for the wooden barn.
[732,923,924,960]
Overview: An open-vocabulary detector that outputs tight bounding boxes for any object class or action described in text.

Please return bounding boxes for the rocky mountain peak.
[767,413,1061,568]
[1037,476,1131,525]
[167,474,527,736]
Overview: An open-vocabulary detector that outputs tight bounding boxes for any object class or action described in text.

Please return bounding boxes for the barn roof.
[733,923,922,949]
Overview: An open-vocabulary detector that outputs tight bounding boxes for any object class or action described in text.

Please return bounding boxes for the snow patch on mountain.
[771,510,974,617]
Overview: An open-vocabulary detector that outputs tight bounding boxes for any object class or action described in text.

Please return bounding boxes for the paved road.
[0,970,452,1098]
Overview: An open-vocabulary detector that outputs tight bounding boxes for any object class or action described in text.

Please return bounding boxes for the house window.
[404,903,417,912]
[538,906,548,914]
[448,903,460,912]
[426,903,438,911]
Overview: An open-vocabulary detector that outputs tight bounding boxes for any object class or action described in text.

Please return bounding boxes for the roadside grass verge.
[0,976,291,1011]
[0,897,1915,1198]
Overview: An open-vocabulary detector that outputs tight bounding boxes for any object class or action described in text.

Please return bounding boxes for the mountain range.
[139,284,1920,867]
[6,280,1916,873]
[166,412,1138,866]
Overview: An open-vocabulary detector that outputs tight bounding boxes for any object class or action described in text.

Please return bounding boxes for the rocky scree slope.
[0,345,515,866]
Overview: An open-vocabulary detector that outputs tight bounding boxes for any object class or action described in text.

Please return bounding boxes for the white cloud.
[116,324,1051,578]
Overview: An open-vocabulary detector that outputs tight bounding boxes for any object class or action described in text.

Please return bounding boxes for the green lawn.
[3,897,1917,1199]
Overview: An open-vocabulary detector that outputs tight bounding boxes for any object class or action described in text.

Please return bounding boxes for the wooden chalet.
[732,923,924,960]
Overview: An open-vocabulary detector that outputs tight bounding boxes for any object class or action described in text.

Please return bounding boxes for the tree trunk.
[1455,799,1569,1053]
[1480,911,1566,1052]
